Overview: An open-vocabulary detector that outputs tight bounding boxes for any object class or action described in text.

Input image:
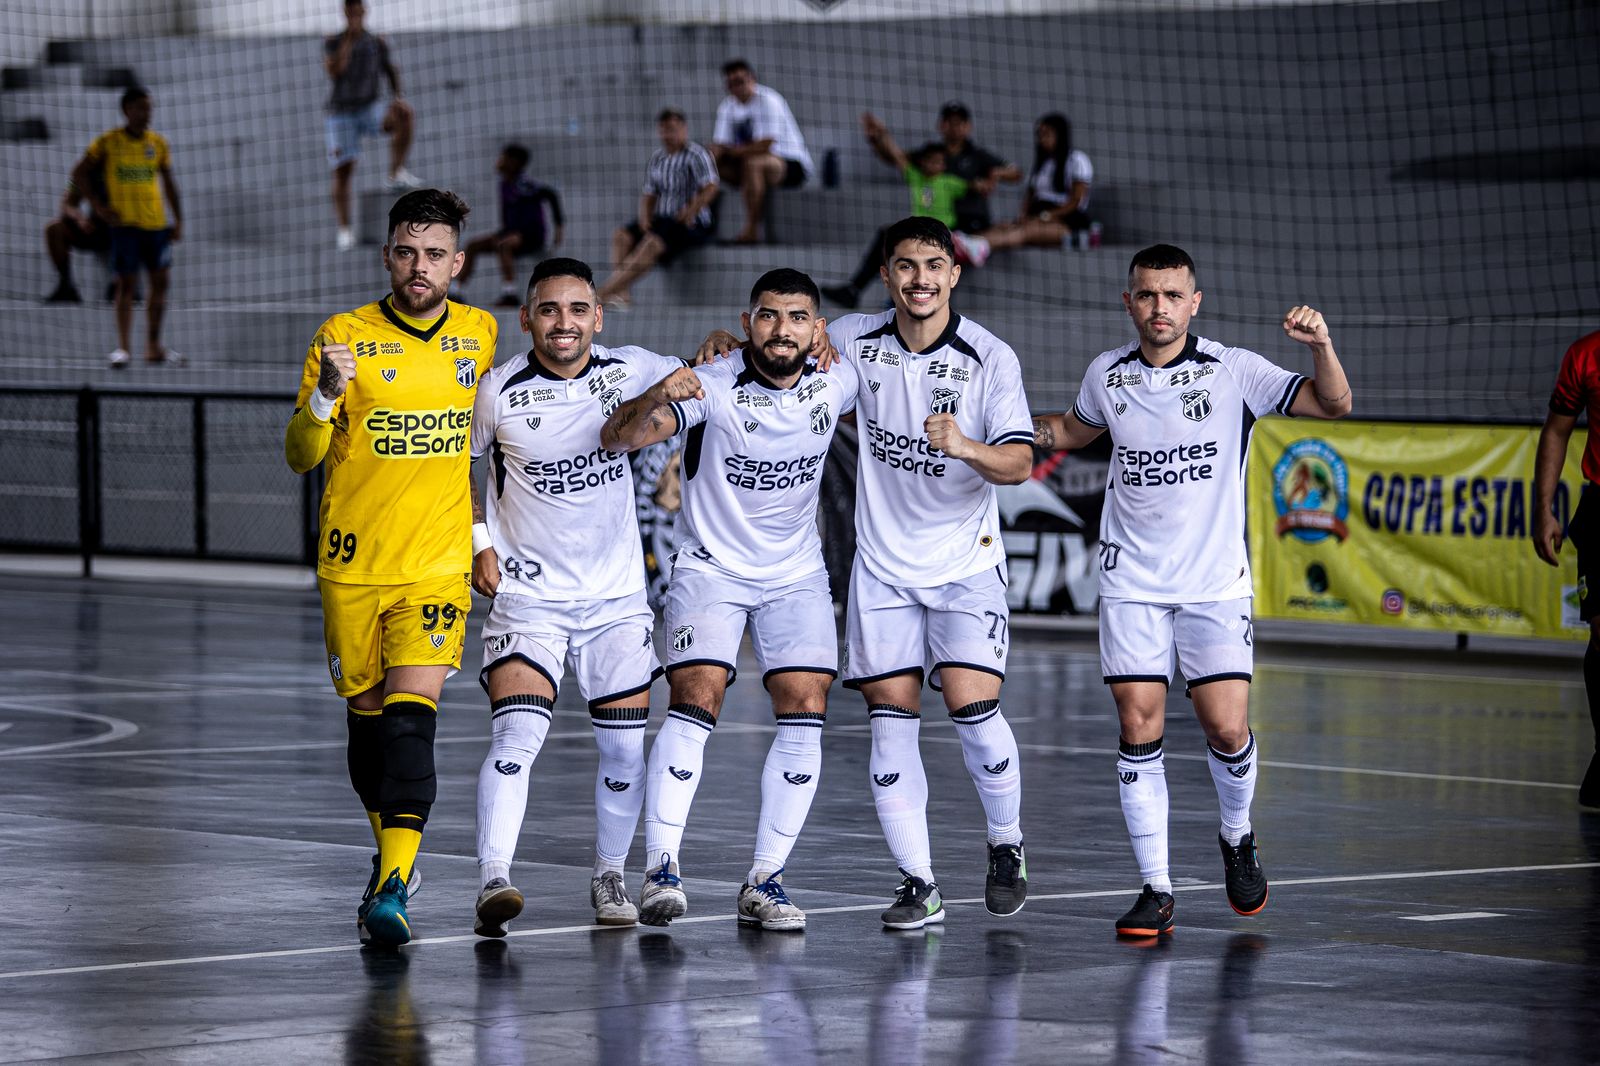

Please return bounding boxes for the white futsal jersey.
[832,310,1035,589]
[668,350,860,582]
[1072,335,1305,603]
[472,343,686,601]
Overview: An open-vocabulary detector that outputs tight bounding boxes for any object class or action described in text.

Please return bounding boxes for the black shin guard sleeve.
[1586,640,1600,743]
[346,709,385,811]
[378,700,438,826]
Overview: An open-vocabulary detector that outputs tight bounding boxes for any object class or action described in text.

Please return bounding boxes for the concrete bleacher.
[0,0,1592,426]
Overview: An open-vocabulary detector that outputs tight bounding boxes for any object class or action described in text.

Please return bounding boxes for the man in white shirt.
[468,257,690,937]
[711,59,814,245]
[830,216,1036,929]
[601,269,858,931]
[1032,243,1353,939]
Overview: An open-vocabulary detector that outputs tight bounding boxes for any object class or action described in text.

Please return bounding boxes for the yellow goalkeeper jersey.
[291,295,497,584]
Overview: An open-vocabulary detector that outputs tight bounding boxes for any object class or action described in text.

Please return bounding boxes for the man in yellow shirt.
[72,87,183,368]
[285,188,497,946]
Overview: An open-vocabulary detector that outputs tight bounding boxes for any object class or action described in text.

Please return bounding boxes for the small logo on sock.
[782,772,812,785]
[1227,762,1251,778]
[1120,770,1138,784]
[494,760,522,776]
[669,766,693,781]
[873,773,900,787]
[983,758,1010,775]
[603,777,630,792]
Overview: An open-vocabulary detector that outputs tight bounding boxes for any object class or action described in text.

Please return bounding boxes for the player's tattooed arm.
[601,367,703,453]
[1033,415,1061,451]
[469,470,485,523]
[1032,410,1105,453]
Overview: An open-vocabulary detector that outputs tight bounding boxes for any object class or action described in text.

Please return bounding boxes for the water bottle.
[1088,221,1103,249]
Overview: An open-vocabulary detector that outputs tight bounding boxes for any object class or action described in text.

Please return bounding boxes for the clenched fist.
[925,412,972,459]
[318,340,356,401]
[1283,305,1331,347]
[648,365,705,404]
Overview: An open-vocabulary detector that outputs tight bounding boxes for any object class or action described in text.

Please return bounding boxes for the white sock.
[1208,730,1257,846]
[1118,736,1171,893]
[475,695,552,880]
[591,705,649,872]
[868,706,932,881]
[643,704,715,869]
[950,700,1022,846]
[750,713,824,883]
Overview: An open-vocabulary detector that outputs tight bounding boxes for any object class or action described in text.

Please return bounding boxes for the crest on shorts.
[429,633,445,649]
[809,402,832,435]
[526,416,541,431]
[599,388,623,417]
[1181,388,1212,422]
[488,634,511,654]
[672,625,694,652]
[328,654,342,680]
[455,358,477,389]
[930,387,961,415]
[381,368,397,383]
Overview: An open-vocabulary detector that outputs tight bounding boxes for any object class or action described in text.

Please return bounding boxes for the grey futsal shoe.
[638,855,688,927]
[591,871,640,926]
[474,877,525,938]
[737,869,806,931]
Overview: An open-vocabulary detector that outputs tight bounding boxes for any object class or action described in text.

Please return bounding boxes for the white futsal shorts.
[480,589,662,706]
[844,559,1010,692]
[1099,596,1254,693]
[662,555,838,687]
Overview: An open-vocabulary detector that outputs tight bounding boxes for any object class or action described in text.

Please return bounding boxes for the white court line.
[0,861,1591,982]
[1398,912,1507,922]
[0,702,139,758]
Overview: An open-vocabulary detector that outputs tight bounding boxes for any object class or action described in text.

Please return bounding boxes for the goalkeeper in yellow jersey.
[285,188,497,946]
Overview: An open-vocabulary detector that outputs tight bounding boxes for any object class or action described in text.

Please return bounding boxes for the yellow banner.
[1248,419,1588,640]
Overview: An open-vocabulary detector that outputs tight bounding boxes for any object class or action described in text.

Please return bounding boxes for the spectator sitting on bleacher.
[821,118,974,309]
[912,101,1021,235]
[457,143,565,307]
[325,0,418,251]
[962,113,1093,265]
[596,109,720,311]
[710,59,814,244]
[42,178,114,304]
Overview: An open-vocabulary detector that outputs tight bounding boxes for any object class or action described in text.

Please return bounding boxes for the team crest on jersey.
[672,625,694,652]
[809,403,832,435]
[455,358,477,389]
[382,368,397,383]
[429,633,446,649]
[1181,389,1212,422]
[599,389,623,416]
[328,654,342,680]
[744,420,759,433]
[868,380,881,394]
[930,387,961,415]
[526,416,541,430]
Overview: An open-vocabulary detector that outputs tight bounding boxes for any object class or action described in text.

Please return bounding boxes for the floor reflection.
[346,948,430,1066]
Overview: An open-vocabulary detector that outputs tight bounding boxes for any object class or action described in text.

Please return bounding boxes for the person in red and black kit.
[1535,328,1600,809]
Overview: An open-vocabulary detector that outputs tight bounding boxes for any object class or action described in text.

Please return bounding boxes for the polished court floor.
[0,571,1594,1064]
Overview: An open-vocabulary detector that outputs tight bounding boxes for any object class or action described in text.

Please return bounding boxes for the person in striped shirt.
[597,109,719,311]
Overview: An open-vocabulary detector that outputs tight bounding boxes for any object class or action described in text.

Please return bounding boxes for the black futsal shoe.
[1580,752,1600,810]
[1219,832,1269,915]
[1115,884,1175,938]
[984,842,1028,916]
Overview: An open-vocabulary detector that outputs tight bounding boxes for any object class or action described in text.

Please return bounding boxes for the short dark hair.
[387,188,470,242]
[938,101,971,121]
[656,108,686,125]
[120,87,149,110]
[881,215,955,265]
[749,268,820,310]
[527,256,595,296]
[502,143,530,168]
[1128,244,1198,288]
[910,142,945,167]
[722,58,753,78]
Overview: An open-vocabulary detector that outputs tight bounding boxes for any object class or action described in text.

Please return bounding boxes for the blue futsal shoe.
[358,868,413,947]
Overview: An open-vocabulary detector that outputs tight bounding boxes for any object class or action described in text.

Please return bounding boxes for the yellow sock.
[378,820,424,886]
[366,811,382,849]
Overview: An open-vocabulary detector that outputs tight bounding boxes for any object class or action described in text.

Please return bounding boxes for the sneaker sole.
[475,887,524,938]
[882,907,946,931]
[739,912,807,932]
[1228,884,1269,917]
[985,893,1027,917]
[1116,923,1175,938]
[595,910,640,927]
[638,894,687,927]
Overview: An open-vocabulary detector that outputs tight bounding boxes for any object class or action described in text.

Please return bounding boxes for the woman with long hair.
[966,112,1093,261]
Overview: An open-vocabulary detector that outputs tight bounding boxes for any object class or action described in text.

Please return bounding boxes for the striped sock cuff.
[950,699,1001,725]
[1208,730,1256,764]
[1119,735,1164,760]
[491,694,553,721]
[667,703,717,730]
[382,692,437,715]
[591,705,650,723]
[868,704,920,720]
[775,711,827,727]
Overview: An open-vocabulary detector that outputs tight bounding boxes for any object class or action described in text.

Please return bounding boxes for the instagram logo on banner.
[1381,588,1405,615]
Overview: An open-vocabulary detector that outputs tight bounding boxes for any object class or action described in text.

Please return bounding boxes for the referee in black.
[597,109,719,310]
